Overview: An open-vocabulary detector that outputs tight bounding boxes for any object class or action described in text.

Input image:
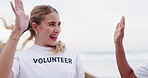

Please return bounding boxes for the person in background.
[0,0,84,78]
[114,16,148,78]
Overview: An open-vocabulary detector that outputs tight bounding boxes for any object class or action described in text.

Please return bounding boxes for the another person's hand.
[114,16,125,45]
[10,0,29,36]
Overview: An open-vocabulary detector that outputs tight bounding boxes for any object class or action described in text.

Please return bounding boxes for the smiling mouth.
[50,35,58,41]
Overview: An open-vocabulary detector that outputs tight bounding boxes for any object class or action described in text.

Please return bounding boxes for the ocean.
[0,48,148,78]
[80,51,148,78]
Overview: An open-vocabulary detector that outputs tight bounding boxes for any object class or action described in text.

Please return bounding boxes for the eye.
[48,23,55,26]
[58,22,61,26]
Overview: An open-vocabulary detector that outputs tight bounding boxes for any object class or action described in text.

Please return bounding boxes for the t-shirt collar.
[32,44,53,52]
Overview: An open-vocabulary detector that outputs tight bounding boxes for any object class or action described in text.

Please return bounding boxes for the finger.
[120,16,123,27]
[120,16,125,31]
[120,16,125,27]
[10,1,16,14]
[25,15,29,24]
[116,23,120,29]
[14,0,19,9]
[20,0,24,11]
[121,16,125,32]
[25,15,30,30]
[122,16,125,27]
[122,16,125,24]
[18,0,22,10]
[121,26,125,32]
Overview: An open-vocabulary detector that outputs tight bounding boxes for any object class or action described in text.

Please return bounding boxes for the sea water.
[80,51,148,78]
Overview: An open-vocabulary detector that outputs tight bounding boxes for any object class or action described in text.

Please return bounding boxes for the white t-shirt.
[134,61,148,78]
[12,44,84,78]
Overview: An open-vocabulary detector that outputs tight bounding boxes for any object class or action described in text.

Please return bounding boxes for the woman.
[0,0,84,78]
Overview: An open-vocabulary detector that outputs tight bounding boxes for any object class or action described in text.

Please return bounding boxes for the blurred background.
[0,0,148,78]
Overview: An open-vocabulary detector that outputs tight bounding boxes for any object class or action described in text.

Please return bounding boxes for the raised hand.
[10,0,29,36]
[114,16,125,45]
[0,1,29,77]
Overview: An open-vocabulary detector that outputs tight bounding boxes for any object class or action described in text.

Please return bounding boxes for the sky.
[0,0,148,53]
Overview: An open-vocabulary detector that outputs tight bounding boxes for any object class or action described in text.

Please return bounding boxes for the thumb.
[25,15,29,21]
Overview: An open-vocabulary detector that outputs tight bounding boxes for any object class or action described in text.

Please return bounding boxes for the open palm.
[10,0,29,34]
[114,16,125,45]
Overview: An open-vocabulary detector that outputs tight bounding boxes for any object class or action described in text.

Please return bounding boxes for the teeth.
[50,33,58,38]
[51,36,58,37]
[53,36,58,37]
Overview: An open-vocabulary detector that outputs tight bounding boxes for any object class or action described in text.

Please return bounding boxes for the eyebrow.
[48,22,56,24]
[48,21,61,24]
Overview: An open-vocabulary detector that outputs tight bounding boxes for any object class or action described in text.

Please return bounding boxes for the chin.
[49,41,58,47]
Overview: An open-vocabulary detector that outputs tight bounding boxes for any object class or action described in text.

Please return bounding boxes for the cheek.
[45,28,54,33]
[59,27,61,33]
[59,28,61,33]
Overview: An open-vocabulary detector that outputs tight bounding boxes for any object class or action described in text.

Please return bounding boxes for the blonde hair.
[0,5,65,52]
[0,17,14,48]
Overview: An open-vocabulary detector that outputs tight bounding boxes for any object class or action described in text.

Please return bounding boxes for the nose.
[54,26,60,33]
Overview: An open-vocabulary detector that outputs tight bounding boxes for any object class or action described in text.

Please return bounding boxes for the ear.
[31,22,38,33]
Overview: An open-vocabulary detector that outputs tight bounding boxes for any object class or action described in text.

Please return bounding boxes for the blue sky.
[0,0,148,52]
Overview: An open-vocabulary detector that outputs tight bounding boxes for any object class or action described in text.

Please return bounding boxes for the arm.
[0,0,29,77]
[114,16,136,78]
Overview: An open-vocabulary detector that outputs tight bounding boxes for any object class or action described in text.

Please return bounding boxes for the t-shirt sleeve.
[75,54,85,78]
[12,53,20,78]
[134,61,148,78]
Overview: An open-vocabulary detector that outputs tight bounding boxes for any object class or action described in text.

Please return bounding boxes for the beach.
[80,51,148,78]
[0,47,148,78]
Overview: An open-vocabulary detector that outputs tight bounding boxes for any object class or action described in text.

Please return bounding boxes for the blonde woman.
[0,0,84,78]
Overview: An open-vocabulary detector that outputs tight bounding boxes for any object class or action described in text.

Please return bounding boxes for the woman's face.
[34,11,61,47]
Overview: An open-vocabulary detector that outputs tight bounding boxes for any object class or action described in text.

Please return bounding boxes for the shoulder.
[64,46,80,56]
[15,46,35,56]
[134,61,148,77]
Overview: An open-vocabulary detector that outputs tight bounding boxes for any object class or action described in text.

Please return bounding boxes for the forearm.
[115,43,133,78]
[0,31,20,77]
